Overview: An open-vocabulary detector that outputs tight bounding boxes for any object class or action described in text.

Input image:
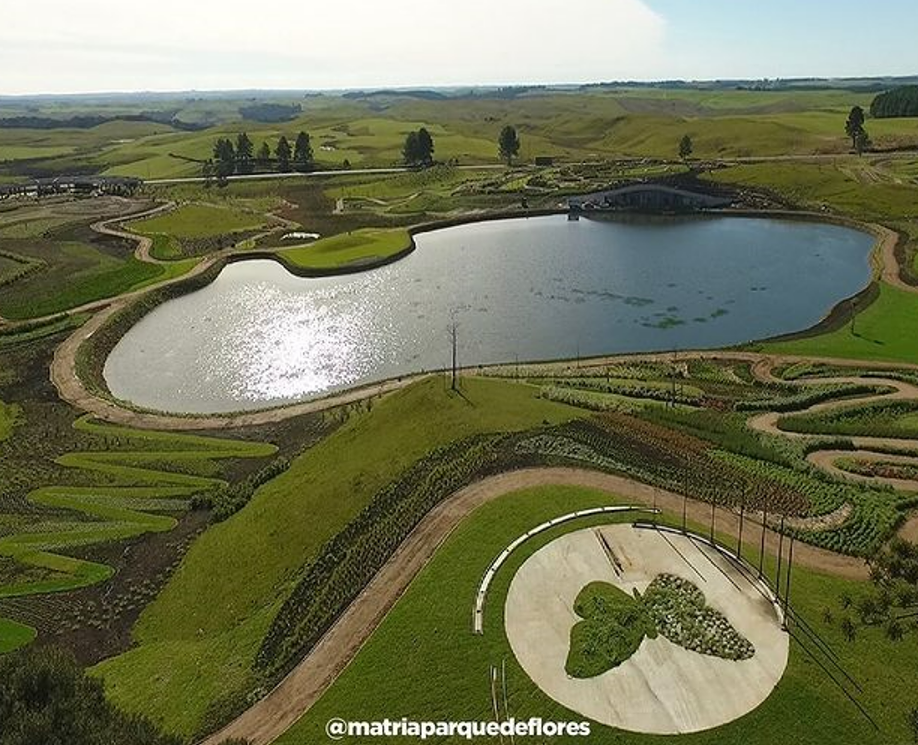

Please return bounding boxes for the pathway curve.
[200,466,867,745]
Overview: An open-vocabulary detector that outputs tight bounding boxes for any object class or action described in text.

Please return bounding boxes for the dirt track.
[201,466,868,745]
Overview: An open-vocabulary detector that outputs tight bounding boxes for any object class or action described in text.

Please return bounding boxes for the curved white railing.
[473,506,659,634]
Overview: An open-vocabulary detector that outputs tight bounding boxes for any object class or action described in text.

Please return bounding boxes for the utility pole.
[758,504,768,579]
[783,534,795,625]
[448,318,459,391]
[709,497,716,544]
[775,515,786,599]
[737,487,746,559]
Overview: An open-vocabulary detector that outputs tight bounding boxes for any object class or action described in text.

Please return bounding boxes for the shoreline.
[49,206,902,430]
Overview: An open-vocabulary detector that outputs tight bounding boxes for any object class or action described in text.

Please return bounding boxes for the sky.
[0,0,916,95]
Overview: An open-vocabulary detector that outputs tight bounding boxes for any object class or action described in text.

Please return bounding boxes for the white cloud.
[0,0,666,93]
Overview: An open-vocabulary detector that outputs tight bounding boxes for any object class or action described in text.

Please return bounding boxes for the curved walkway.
[200,466,868,745]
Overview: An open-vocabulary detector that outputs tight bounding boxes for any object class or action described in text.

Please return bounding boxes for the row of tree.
[870,85,918,119]
[204,131,314,181]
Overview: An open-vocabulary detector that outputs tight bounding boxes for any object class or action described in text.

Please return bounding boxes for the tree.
[403,128,435,166]
[293,131,314,172]
[417,127,434,165]
[854,127,871,156]
[402,131,420,165]
[275,135,292,172]
[213,138,236,179]
[498,125,521,165]
[679,134,694,160]
[235,132,254,174]
[256,141,271,170]
[201,159,215,188]
[845,105,866,149]
[0,645,180,745]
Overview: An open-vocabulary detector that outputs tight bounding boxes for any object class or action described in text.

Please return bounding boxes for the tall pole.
[758,504,768,578]
[709,498,716,544]
[449,320,459,391]
[783,535,795,626]
[775,515,786,598]
[737,488,746,559]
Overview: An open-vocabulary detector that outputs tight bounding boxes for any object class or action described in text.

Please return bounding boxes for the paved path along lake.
[104,215,874,413]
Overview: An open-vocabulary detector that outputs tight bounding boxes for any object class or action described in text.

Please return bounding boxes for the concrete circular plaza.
[504,524,789,735]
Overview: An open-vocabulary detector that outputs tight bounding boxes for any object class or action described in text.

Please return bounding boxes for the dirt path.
[201,466,867,745]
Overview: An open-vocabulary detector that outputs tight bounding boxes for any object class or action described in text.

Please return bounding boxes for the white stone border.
[473,506,659,634]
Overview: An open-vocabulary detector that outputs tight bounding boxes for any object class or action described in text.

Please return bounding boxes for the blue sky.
[0,0,915,94]
[648,0,918,79]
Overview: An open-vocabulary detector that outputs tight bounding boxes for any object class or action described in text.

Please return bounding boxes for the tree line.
[870,86,918,119]
[204,131,315,182]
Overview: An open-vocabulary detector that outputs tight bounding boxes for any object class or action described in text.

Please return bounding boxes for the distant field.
[3,88,915,180]
[280,227,411,270]
[128,203,266,239]
[709,161,918,220]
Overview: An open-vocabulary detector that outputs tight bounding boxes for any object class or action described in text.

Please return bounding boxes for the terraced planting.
[0,415,276,649]
[0,198,199,320]
[3,85,918,745]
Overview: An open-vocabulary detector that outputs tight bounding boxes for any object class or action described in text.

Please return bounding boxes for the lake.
[104,215,874,413]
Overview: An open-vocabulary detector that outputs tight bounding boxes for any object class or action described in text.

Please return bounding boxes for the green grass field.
[765,283,918,364]
[277,485,917,745]
[128,203,266,240]
[279,227,412,270]
[5,88,917,180]
[95,377,579,737]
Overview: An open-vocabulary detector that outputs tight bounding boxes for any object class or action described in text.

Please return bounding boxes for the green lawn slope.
[94,377,579,738]
[281,485,918,745]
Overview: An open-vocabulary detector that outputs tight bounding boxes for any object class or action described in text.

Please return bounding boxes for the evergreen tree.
[293,131,314,171]
[403,128,435,166]
[276,135,292,172]
[498,125,521,165]
[213,138,236,179]
[845,106,866,149]
[256,141,272,170]
[235,132,254,174]
[679,134,694,160]
[417,127,434,165]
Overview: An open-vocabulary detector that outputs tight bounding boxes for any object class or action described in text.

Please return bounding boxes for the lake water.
[104,215,874,414]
